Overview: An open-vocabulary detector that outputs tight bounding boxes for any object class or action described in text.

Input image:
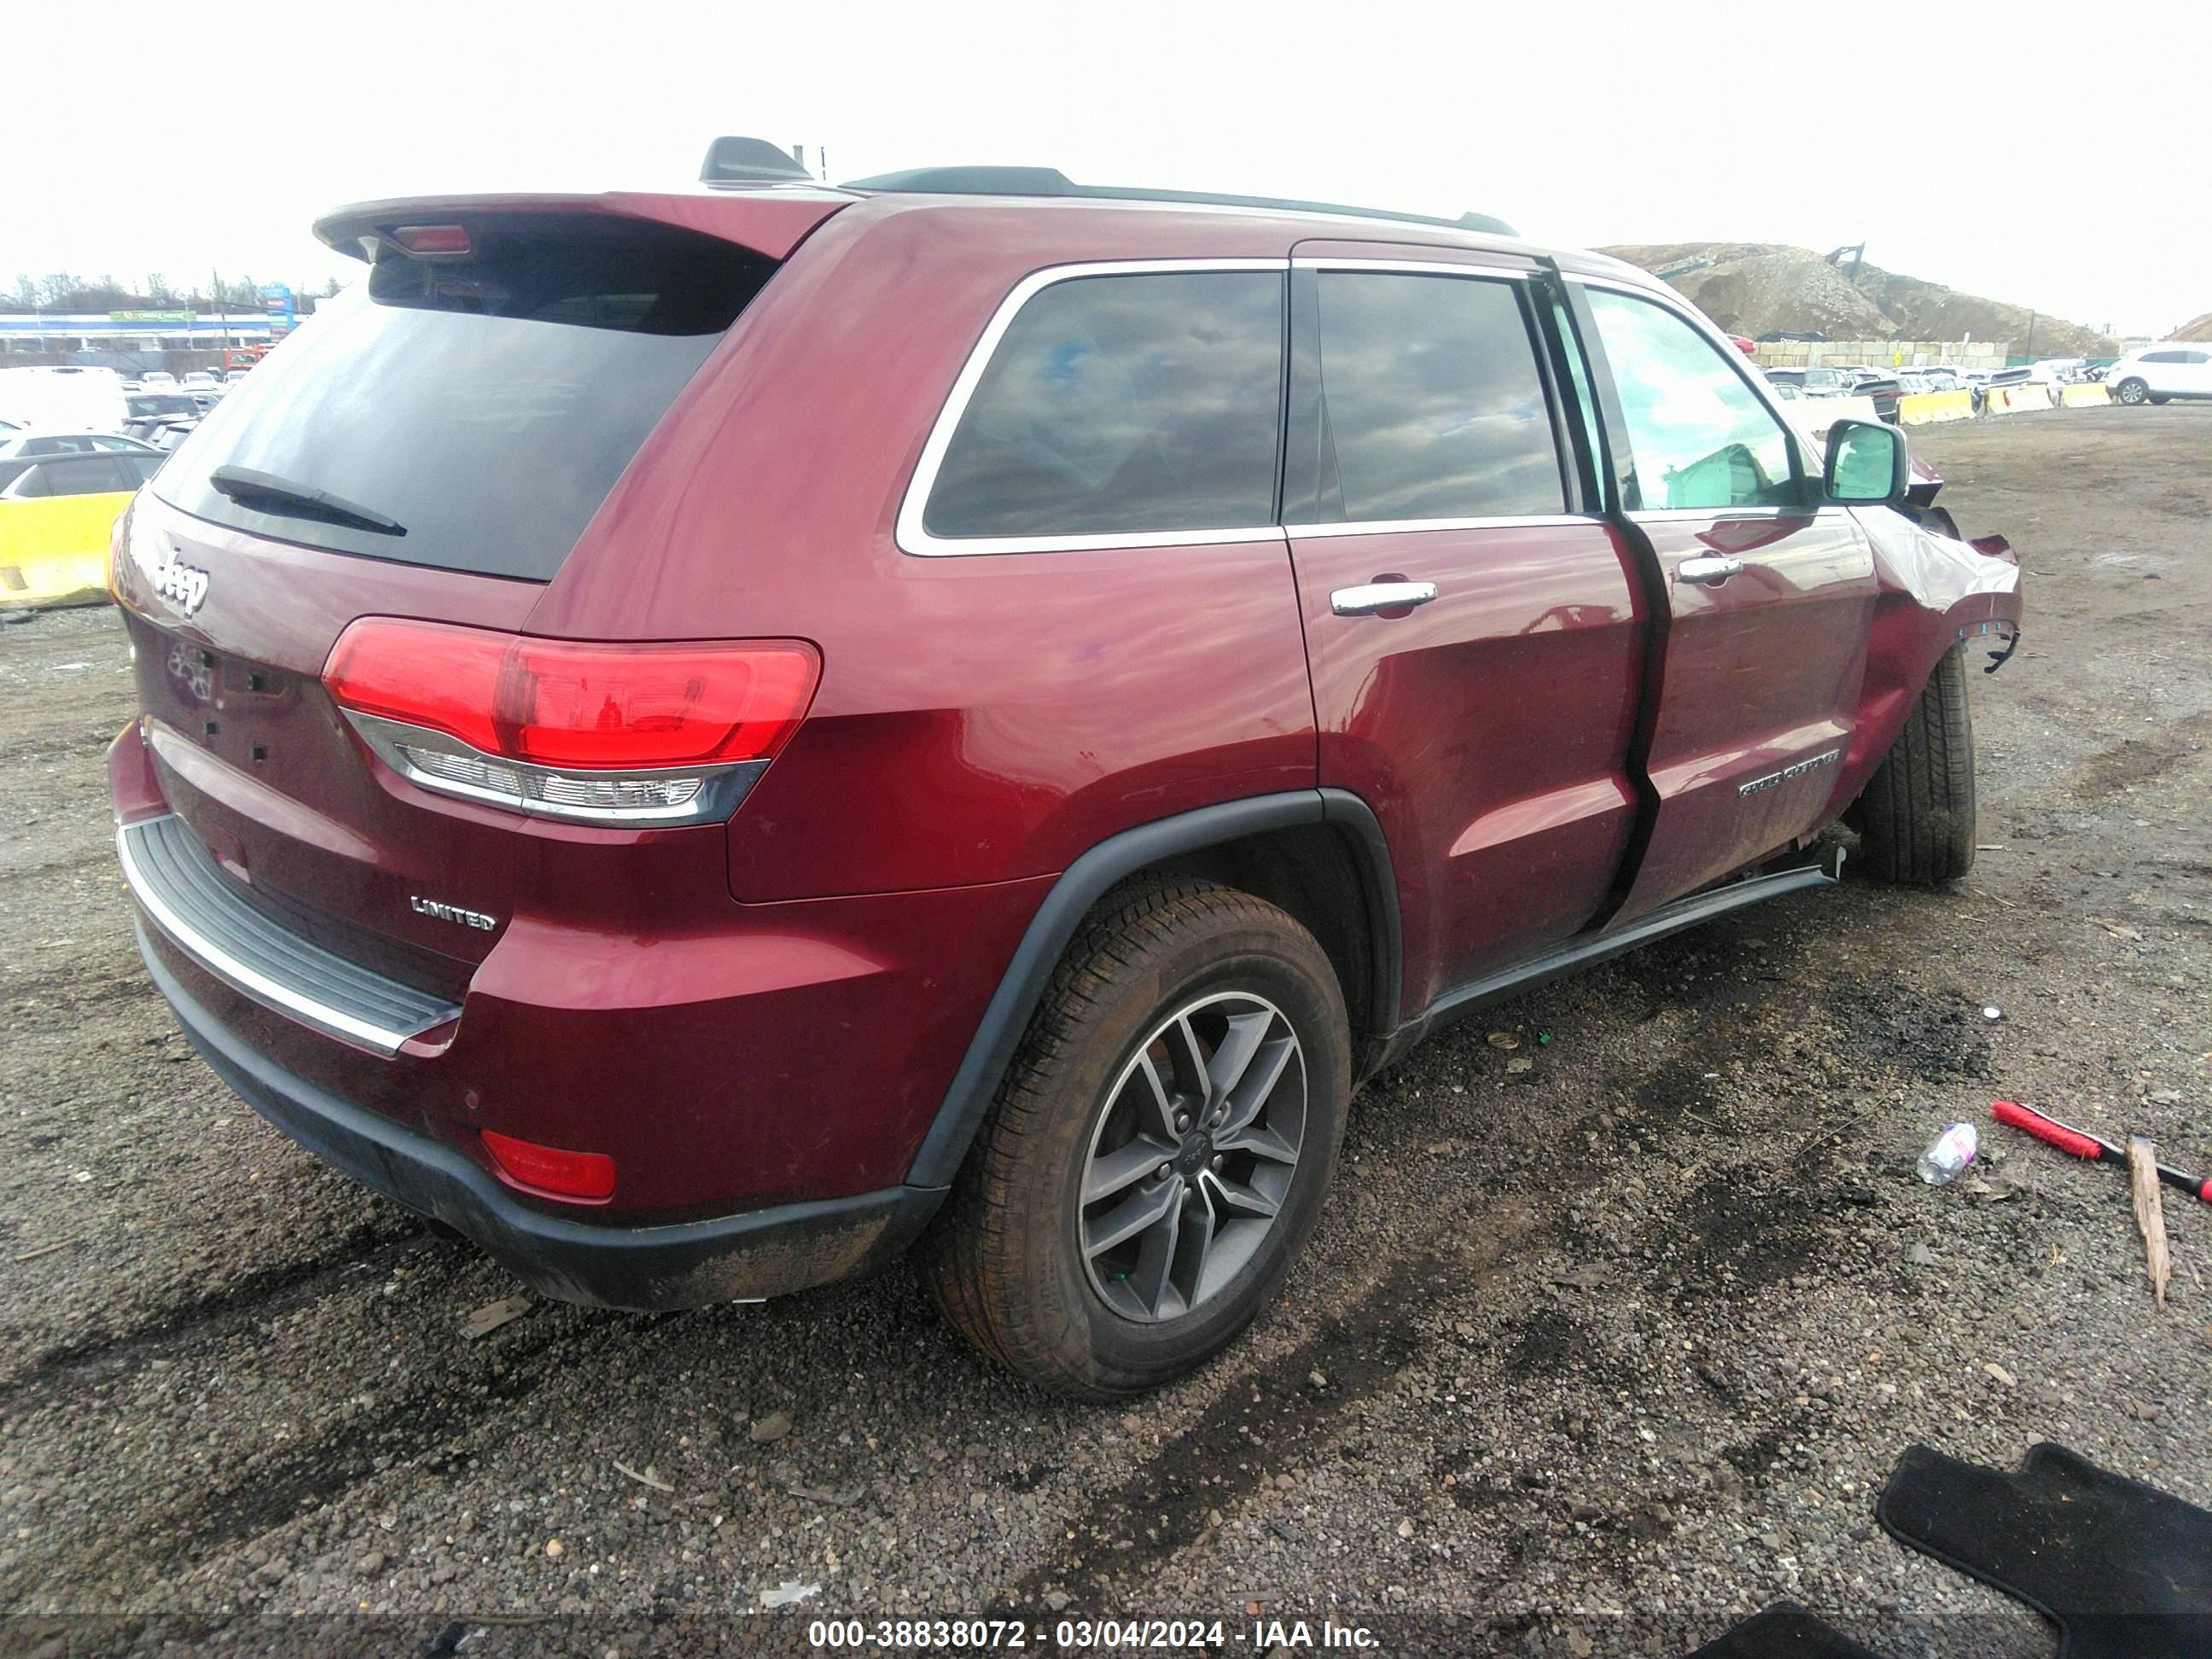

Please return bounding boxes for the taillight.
[323,618,819,825]
[480,1129,617,1202]
[108,499,133,603]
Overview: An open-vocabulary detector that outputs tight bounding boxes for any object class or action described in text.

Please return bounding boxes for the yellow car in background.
[0,447,164,607]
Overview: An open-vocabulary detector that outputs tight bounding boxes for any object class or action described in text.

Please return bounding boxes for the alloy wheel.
[1078,990,1307,1323]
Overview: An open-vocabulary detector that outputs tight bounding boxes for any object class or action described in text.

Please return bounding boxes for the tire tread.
[1859,643,1976,884]
[921,878,1338,1394]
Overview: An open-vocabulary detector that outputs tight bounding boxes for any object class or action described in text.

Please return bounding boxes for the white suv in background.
[2106,346,2212,405]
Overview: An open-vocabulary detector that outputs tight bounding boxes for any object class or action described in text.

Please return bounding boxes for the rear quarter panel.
[522,201,1323,900]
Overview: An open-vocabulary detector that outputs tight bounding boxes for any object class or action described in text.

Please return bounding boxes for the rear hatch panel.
[117,192,835,1018]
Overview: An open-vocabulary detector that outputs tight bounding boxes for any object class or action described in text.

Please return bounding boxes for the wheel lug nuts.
[1157,1162,1173,1179]
[1175,1114,1190,1132]
[1210,1155,1225,1172]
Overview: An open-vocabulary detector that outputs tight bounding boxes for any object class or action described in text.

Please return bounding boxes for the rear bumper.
[132,917,945,1310]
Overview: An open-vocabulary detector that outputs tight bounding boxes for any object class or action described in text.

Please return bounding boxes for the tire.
[2149,394,2171,405]
[923,877,1349,1398]
[1856,643,1976,885]
[2115,377,2149,406]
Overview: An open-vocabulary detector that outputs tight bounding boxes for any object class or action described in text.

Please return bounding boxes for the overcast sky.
[11,0,2204,335]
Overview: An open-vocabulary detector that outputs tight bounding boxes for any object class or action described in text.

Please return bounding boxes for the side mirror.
[1823,418,1908,506]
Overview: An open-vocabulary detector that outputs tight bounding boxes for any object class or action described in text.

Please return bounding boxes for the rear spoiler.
[314,188,852,265]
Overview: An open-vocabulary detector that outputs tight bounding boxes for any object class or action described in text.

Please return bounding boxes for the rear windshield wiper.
[207,465,407,538]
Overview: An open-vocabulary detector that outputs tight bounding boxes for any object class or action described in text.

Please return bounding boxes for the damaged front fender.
[1826,504,2024,812]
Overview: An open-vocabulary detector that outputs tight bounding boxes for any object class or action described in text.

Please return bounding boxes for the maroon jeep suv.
[107,141,2021,1396]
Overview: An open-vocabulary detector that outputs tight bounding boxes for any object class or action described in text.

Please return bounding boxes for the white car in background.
[0,365,128,433]
[2105,346,2212,406]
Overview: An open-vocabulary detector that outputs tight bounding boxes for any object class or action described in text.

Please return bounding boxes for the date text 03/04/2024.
[805,1616,1382,1649]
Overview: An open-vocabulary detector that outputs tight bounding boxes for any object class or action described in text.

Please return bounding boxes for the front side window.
[1585,289,1800,512]
[1313,272,1564,521]
[923,270,1284,540]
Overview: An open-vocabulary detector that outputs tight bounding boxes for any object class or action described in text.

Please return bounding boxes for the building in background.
[0,311,278,375]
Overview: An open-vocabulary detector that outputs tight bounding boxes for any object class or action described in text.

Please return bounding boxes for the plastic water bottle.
[1917,1122,1979,1185]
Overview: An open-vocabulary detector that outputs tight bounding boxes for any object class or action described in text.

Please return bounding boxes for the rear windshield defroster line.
[154,215,777,581]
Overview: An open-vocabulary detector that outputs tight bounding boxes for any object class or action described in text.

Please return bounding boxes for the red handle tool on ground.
[1991,1099,2212,1204]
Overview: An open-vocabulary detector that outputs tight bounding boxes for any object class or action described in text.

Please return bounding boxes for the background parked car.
[123,392,207,448]
[1834,367,1903,422]
[2104,346,2212,405]
[0,449,162,604]
[0,430,158,461]
[0,365,128,433]
[1763,365,1852,397]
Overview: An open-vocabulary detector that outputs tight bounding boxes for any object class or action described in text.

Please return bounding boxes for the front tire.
[1856,643,1976,885]
[2115,377,2149,406]
[923,879,1349,1398]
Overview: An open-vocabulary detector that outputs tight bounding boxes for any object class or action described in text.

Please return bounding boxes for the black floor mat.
[1685,1603,1888,1658]
[1877,1442,2212,1659]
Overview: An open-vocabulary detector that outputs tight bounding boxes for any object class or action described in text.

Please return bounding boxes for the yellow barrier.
[0,495,125,608]
[1899,388,1974,424]
[2005,382,2054,412]
[2060,382,2112,408]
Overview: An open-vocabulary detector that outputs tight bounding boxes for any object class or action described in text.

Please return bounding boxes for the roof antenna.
[700,136,814,185]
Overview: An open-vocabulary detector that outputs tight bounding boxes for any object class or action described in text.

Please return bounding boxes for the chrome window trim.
[897,259,1290,559]
[116,818,454,1057]
[1290,256,1535,280]
[1285,512,1595,538]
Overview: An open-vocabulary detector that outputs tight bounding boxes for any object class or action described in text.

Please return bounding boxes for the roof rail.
[838,165,1516,238]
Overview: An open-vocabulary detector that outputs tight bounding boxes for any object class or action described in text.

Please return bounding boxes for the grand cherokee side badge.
[1738,748,1840,797]
[410,895,498,931]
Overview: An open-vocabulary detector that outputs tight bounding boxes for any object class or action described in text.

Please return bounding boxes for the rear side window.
[21,457,134,497]
[923,271,1284,540]
[1585,288,1801,513]
[154,216,777,579]
[1313,271,1563,521]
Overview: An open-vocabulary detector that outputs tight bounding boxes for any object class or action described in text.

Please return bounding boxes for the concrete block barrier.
[0,499,122,609]
[2059,382,2112,408]
[1789,394,1881,438]
[0,546,110,609]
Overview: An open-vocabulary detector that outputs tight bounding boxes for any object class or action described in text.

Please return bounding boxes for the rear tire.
[922,878,1349,1399]
[1856,643,1976,885]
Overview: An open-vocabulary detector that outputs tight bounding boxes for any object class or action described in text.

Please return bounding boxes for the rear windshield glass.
[153,216,775,579]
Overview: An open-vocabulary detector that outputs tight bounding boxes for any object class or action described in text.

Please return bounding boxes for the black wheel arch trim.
[904,788,1400,1190]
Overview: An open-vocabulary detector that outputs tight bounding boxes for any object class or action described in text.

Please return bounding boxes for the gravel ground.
[1,408,2206,1658]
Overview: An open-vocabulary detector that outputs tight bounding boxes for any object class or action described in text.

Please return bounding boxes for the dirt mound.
[1599,242,1890,341]
[2172,311,2212,341]
[1596,242,2118,355]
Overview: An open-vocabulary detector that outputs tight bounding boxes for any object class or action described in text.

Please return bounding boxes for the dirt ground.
[2,408,2206,1657]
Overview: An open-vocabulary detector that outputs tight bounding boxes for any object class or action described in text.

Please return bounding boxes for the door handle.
[1330,580,1438,617]
[1676,554,1743,585]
